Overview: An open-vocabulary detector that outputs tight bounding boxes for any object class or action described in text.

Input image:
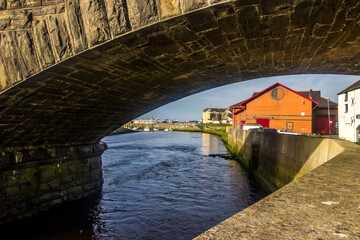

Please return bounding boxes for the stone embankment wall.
[196,136,360,239]
[0,142,107,224]
[228,128,344,191]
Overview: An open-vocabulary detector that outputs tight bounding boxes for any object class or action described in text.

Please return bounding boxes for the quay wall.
[0,142,106,224]
[228,128,344,191]
[196,136,360,239]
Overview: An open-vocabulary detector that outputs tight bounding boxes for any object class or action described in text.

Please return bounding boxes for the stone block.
[0,55,10,89]
[46,14,73,61]
[39,179,60,193]
[39,197,62,211]
[127,0,159,29]
[187,9,217,33]
[39,165,55,182]
[67,186,83,200]
[0,31,39,86]
[270,15,289,38]
[38,192,60,202]
[236,5,263,39]
[65,0,88,53]
[204,28,227,47]
[104,0,131,36]
[6,0,40,9]
[19,182,37,199]
[0,0,6,10]
[79,0,110,47]
[0,9,32,31]
[261,0,293,15]
[157,0,181,19]
[181,0,207,13]
[5,186,19,197]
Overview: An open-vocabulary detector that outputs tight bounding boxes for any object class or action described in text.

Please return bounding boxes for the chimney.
[309,89,313,99]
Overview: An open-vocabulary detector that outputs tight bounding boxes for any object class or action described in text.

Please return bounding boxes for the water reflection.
[0,132,265,240]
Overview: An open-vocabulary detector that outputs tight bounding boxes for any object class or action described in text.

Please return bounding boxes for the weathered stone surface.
[0,0,7,10]
[46,14,73,61]
[0,56,9,89]
[65,0,87,53]
[79,0,110,47]
[127,0,158,29]
[0,142,106,224]
[0,9,32,30]
[182,0,208,13]
[104,0,131,36]
[7,0,40,9]
[32,17,55,68]
[31,4,57,16]
[290,0,312,28]
[0,31,39,84]
[157,0,181,19]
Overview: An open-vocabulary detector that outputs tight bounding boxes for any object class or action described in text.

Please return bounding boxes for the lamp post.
[327,98,332,138]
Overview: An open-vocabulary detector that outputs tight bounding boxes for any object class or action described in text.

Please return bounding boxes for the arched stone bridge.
[1,0,360,223]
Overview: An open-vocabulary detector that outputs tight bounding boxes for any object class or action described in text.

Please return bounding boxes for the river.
[2,131,265,240]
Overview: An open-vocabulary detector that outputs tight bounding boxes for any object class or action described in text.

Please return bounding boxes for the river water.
[2,131,265,240]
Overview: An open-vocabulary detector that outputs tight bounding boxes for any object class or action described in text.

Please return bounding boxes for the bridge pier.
[0,142,107,224]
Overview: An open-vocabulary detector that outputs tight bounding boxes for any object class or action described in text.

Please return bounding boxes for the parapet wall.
[228,128,344,190]
[0,142,106,224]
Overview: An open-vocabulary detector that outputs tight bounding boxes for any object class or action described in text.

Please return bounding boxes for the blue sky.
[139,74,359,121]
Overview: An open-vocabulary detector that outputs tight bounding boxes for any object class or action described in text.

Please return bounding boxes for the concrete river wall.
[0,142,107,224]
[196,129,360,239]
[227,128,344,191]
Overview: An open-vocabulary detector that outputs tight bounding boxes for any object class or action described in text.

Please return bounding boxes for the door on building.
[356,125,360,143]
[256,118,269,128]
[315,115,336,134]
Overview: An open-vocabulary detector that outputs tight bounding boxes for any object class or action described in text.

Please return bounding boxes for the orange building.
[230,83,338,134]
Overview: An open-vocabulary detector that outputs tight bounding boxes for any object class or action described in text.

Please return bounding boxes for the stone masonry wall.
[1,0,360,91]
[2,1,360,149]
[0,0,233,90]
[0,141,107,224]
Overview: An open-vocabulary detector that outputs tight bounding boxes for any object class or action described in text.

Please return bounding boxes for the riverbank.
[195,130,360,239]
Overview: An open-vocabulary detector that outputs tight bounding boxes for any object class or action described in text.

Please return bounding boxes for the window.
[345,104,348,113]
[345,92,348,102]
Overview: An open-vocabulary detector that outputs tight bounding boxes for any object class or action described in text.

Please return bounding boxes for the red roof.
[230,83,318,111]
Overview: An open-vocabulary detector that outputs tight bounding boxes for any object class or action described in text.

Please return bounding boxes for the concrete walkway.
[195,140,360,239]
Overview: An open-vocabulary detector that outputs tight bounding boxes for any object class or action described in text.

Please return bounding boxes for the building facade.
[338,80,360,143]
[202,106,233,124]
[230,83,338,134]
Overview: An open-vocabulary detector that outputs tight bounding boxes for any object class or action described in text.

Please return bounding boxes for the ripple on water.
[0,131,266,240]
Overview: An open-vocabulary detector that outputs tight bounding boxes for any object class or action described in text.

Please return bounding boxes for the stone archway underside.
[1,0,360,148]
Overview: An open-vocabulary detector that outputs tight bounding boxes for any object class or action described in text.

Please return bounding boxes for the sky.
[139,74,359,121]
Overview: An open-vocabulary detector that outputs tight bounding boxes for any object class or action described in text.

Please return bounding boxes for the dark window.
[345,92,348,102]
[345,104,348,113]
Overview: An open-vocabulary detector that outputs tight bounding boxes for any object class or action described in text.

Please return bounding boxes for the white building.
[338,80,360,143]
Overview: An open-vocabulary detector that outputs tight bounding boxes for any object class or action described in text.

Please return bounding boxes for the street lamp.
[327,98,332,138]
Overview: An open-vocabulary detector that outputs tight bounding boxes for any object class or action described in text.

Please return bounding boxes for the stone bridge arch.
[1,0,360,223]
[1,0,360,148]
